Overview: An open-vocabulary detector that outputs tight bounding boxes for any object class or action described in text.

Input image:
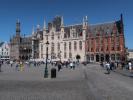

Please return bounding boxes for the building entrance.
[96,55,99,62]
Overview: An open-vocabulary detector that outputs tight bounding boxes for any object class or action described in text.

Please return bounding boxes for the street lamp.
[44,37,49,78]
[59,50,62,62]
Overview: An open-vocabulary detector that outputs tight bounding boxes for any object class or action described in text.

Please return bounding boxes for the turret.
[82,16,88,40]
[43,18,46,31]
[16,19,21,37]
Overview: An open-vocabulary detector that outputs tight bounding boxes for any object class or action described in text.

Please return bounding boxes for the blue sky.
[0,0,132,49]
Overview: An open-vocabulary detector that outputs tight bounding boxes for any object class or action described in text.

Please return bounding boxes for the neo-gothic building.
[39,16,87,62]
[38,15,126,62]
[10,20,32,61]
[86,14,126,62]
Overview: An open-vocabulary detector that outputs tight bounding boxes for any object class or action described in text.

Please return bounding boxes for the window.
[51,43,54,53]
[101,46,103,51]
[64,42,66,51]
[116,37,119,44]
[79,41,82,50]
[101,39,103,44]
[117,46,120,51]
[69,42,71,50]
[91,48,93,52]
[88,47,90,52]
[96,48,99,52]
[64,34,67,38]
[96,38,99,43]
[112,46,114,51]
[64,52,67,58]
[69,52,72,58]
[58,35,60,39]
[57,43,60,51]
[74,41,77,50]
[111,38,114,43]
[51,32,54,40]
[106,46,108,51]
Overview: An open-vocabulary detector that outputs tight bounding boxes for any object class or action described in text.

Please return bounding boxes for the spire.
[85,16,88,22]
[43,18,46,30]
[16,19,21,36]
[83,17,85,27]
[61,16,64,27]
[120,13,123,22]
[37,24,40,32]
[32,26,34,35]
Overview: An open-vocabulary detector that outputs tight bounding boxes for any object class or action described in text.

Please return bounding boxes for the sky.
[0,0,132,49]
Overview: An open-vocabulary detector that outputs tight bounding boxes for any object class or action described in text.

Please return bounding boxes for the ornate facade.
[86,14,126,62]
[10,20,32,61]
[39,16,87,62]
[39,15,126,62]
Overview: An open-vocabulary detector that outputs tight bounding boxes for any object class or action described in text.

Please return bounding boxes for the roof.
[0,42,4,47]
[128,49,133,52]
[89,21,115,35]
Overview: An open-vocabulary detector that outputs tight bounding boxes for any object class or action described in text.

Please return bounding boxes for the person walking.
[105,62,110,74]
[128,61,132,72]
[58,62,62,71]
[70,62,73,69]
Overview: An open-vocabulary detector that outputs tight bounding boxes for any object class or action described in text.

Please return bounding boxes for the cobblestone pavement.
[0,64,94,100]
[0,63,133,100]
[84,64,133,100]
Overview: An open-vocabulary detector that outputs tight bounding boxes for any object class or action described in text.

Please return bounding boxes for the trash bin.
[51,68,56,78]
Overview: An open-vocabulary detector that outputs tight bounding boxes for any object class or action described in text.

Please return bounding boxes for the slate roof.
[89,21,115,36]
[0,42,4,47]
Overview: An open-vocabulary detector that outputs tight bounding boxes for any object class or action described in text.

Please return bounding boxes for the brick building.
[86,14,126,62]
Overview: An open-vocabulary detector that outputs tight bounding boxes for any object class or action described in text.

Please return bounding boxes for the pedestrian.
[10,61,13,67]
[70,62,73,69]
[128,61,132,72]
[73,62,75,70]
[105,62,110,74]
[58,62,62,71]
[15,63,19,71]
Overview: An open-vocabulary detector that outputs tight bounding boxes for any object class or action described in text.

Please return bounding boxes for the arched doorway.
[105,54,110,62]
[111,54,115,61]
[96,54,99,62]
[91,54,94,62]
[86,54,90,62]
[100,54,104,62]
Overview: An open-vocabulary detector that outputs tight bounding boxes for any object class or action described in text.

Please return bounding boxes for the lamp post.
[44,38,49,78]
[59,50,62,62]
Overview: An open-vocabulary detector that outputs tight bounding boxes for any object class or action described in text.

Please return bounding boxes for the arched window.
[69,42,71,50]
[69,52,72,58]
[57,43,60,51]
[79,41,82,50]
[51,32,54,40]
[74,41,77,50]
[64,52,67,58]
[51,43,54,53]
[64,42,67,51]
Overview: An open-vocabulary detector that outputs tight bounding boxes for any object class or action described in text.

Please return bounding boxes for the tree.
[76,54,81,62]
